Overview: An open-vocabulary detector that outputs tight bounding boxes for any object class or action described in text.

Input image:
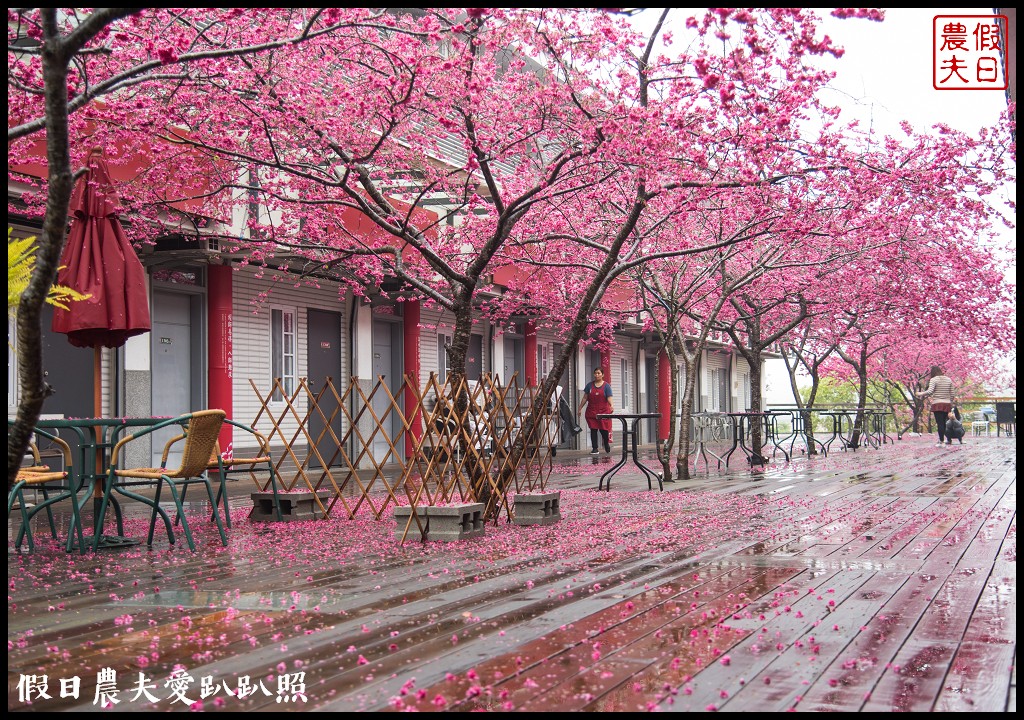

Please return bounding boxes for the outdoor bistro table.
[16,416,185,551]
[763,410,792,462]
[771,407,829,458]
[722,411,790,466]
[596,413,663,491]
[690,412,731,471]
[818,410,854,453]
[864,409,894,448]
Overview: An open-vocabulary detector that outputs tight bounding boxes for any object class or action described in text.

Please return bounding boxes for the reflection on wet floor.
[6,438,1015,712]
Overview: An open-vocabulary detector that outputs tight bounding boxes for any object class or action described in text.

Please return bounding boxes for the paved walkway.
[7,435,1016,712]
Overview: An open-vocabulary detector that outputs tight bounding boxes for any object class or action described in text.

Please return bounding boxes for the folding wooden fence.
[246,373,560,524]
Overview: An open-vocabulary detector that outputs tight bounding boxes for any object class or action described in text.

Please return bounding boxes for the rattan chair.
[162,418,284,525]
[8,430,84,553]
[99,410,228,552]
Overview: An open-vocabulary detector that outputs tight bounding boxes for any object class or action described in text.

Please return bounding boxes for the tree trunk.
[9,16,74,488]
[443,291,499,506]
[909,380,926,434]
[746,350,768,465]
[486,187,650,519]
[849,362,869,449]
[802,371,824,456]
[675,352,699,480]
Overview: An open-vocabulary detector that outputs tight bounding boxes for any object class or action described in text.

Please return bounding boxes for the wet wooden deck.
[7,436,1016,712]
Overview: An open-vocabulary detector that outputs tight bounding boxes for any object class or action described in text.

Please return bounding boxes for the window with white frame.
[437,333,451,384]
[710,368,721,411]
[271,307,296,402]
[621,358,629,409]
[742,373,751,410]
[537,343,549,382]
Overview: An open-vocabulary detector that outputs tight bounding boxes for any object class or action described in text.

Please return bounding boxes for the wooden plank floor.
[7,435,1016,712]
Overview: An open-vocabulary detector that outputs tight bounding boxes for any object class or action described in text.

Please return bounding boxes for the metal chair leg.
[202,478,229,546]
[164,480,195,551]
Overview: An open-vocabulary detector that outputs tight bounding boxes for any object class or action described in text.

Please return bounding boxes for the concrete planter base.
[393,505,430,540]
[513,491,561,526]
[393,503,485,541]
[250,490,332,522]
[427,503,485,541]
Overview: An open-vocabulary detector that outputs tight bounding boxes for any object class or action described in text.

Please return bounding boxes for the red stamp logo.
[933,15,1009,90]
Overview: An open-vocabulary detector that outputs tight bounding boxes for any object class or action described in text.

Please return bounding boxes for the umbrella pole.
[93,346,103,494]
[93,348,104,534]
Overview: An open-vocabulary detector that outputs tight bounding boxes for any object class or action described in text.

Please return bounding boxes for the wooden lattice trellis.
[246,373,561,530]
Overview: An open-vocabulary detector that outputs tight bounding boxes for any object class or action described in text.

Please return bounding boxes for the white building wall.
[418,307,492,389]
[704,347,731,411]
[734,355,752,411]
[575,344,587,403]
[231,268,349,450]
[535,327,561,386]
[420,306,446,388]
[611,339,633,412]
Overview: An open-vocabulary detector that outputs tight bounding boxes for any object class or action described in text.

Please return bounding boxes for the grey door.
[503,336,524,386]
[467,333,483,381]
[152,291,193,466]
[40,304,95,419]
[36,306,96,479]
[371,319,403,463]
[307,309,342,468]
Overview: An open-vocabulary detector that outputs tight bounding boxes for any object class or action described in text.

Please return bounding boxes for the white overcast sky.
[630,8,1016,399]
[632,8,1011,134]
[632,8,1015,246]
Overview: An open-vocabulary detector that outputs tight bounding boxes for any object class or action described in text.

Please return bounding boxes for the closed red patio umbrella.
[51,147,152,539]
[52,147,151,349]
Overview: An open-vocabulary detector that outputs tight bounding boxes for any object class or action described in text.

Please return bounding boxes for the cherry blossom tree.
[11,8,1012,496]
[7,8,392,485]
[25,8,860,509]
[803,233,1014,440]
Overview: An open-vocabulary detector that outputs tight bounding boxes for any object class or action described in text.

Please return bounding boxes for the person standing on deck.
[915,365,958,447]
[578,367,613,454]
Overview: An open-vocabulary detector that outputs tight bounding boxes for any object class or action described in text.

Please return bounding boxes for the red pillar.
[207,264,233,455]
[525,320,538,386]
[658,349,671,441]
[403,299,422,456]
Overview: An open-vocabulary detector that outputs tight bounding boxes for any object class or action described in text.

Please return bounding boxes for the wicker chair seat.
[114,467,169,480]
[16,469,68,485]
[9,431,82,553]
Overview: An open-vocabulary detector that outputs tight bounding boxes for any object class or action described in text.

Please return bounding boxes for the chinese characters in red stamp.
[933,15,1009,90]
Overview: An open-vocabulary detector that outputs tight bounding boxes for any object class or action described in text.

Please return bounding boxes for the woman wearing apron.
[578,367,613,454]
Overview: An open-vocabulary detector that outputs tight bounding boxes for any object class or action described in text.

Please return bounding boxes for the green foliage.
[800,377,857,407]
[8,228,88,318]
[865,380,908,407]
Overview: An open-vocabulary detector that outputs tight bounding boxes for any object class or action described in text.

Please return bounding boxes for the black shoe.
[604,443,611,453]
[590,449,599,455]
